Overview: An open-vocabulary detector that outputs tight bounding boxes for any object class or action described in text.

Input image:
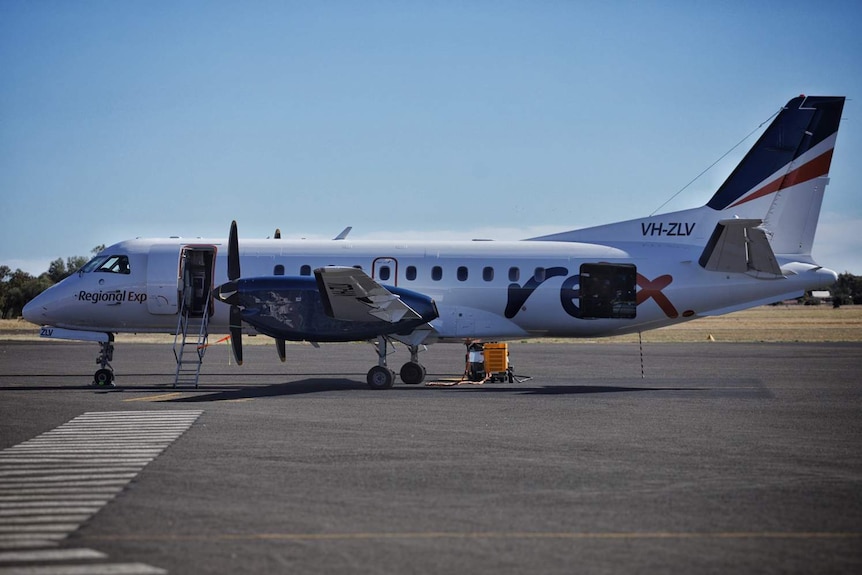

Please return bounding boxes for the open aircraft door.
[179,246,216,317]
[146,246,181,314]
[146,245,217,315]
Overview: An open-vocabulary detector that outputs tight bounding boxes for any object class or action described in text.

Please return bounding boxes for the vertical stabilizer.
[527,95,845,263]
[705,95,844,258]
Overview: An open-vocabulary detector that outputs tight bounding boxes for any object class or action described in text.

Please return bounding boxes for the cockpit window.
[80,256,107,273]
[80,255,130,274]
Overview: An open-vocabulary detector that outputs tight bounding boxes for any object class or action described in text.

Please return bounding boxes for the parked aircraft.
[23,95,845,388]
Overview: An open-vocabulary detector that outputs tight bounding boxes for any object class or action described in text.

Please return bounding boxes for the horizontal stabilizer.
[315,266,422,323]
[698,219,782,276]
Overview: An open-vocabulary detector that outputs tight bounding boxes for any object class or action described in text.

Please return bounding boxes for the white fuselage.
[24,236,836,342]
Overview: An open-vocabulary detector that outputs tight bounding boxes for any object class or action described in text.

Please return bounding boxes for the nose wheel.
[93,338,115,387]
[94,367,114,386]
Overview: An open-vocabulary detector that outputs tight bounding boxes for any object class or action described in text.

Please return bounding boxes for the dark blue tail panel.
[707,96,845,210]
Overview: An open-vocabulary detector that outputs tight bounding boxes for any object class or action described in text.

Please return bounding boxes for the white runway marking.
[0,563,167,574]
[0,410,202,574]
[0,548,106,562]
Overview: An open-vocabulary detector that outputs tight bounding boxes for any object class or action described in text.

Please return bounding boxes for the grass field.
[595,304,862,343]
[2,305,860,344]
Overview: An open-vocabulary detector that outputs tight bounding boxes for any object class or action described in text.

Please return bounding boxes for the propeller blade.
[276,338,286,362]
[228,220,240,281]
[229,305,243,365]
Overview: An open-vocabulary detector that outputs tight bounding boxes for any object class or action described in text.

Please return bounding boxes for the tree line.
[1,251,861,319]
[0,246,103,319]
[831,272,862,306]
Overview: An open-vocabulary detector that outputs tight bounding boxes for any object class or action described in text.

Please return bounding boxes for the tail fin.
[705,95,845,258]
[528,95,845,263]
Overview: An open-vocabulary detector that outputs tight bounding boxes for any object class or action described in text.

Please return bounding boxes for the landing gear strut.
[94,335,115,387]
[366,339,427,388]
[366,337,395,390]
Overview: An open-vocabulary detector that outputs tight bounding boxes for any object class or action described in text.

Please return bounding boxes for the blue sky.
[2,1,860,275]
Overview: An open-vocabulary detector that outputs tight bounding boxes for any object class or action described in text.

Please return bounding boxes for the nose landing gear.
[94,336,115,387]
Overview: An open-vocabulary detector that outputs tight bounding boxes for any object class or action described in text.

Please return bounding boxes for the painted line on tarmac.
[0,410,202,573]
[0,563,167,574]
[122,393,184,403]
[0,548,106,562]
[84,530,862,543]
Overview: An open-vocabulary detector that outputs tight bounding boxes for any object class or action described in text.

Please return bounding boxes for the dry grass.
[585,304,862,344]
[2,305,860,344]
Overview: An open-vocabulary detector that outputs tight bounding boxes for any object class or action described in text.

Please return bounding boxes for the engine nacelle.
[233,276,438,342]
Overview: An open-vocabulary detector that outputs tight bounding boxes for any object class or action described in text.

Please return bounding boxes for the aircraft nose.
[22,292,48,324]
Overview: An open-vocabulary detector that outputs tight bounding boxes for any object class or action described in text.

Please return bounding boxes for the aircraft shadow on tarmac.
[165,378,367,401]
[160,378,770,402]
[0,376,771,399]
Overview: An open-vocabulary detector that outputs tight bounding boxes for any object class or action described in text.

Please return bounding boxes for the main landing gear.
[93,336,115,387]
[366,337,427,389]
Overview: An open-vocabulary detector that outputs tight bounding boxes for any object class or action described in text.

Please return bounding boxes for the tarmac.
[1,340,861,574]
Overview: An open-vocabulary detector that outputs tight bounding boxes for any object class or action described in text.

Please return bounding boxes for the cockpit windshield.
[80,255,131,274]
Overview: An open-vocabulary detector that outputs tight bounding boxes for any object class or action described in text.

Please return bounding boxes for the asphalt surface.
[1,340,861,574]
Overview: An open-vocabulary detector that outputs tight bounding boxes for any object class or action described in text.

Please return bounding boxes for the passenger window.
[483,267,494,282]
[534,267,546,282]
[432,266,442,281]
[379,266,391,281]
[508,267,520,282]
[300,265,311,276]
[274,265,285,276]
[406,266,417,281]
[457,266,468,281]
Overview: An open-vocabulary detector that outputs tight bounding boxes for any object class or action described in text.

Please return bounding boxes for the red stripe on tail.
[729,149,834,209]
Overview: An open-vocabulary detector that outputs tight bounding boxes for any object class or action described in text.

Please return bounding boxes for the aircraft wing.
[314,266,423,323]
[698,219,782,276]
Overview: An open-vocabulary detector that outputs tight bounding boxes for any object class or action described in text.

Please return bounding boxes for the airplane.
[23,95,846,389]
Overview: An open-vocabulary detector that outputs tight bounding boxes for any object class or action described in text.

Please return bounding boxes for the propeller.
[216,220,285,364]
[214,221,243,365]
[229,305,243,365]
[271,228,286,360]
[228,220,240,282]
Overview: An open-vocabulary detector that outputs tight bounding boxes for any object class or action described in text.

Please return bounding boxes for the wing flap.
[315,266,422,323]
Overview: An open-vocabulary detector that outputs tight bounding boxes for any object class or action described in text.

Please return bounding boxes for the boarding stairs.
[172,292,211,388]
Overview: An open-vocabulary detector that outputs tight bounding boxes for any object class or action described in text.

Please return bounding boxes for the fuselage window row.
[283,263,519,284]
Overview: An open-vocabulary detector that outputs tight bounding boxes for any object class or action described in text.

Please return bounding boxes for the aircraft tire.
[399,361,426,385]
[93,368,114,387]
[367,366,395,390]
